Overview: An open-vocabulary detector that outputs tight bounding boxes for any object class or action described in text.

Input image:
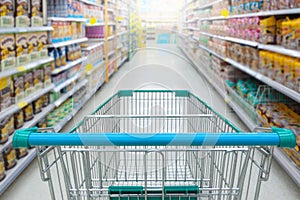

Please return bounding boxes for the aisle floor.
[1,45,299,199]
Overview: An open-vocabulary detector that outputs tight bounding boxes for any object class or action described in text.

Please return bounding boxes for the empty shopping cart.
[13,90,295,200]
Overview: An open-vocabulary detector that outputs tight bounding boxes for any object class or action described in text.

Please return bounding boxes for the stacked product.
[0,31,48,71]
[0,0,43,27]
[46,98,73,127]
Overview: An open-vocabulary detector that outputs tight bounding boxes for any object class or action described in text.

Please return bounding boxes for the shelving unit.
[179,0,300,188]
[0,0,132,194]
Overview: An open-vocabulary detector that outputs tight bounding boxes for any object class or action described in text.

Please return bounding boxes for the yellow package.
[294,18,300,50]
[282,18,293,49]
[265,52,274,77]
[260,16,276,44]
[276,19,284,45]
[259,51,267,73]
[295,60,300,92]
[283,56,294,87]
[273,54,284,81]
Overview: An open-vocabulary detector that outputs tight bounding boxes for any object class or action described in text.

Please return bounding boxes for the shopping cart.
[13,90,295,200]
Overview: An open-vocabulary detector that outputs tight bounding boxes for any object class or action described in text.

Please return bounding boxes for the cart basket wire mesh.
[13,90,295,200]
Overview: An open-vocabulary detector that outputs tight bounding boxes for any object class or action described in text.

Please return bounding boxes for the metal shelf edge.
[48,38,88,48]
[51,57,87,75]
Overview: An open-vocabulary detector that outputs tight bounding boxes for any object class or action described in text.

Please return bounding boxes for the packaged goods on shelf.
[37,117,47,128]
[84,4,103,24]
[73,86,87,109]
[48,20,84,44]
[33,97,43,114]
[37,32,48,58]
[0,116,14,144]
[23,71,34,97]
[86,26,104,38]
[0,77,12,111]
[0,34,16,71]
[31,0,43,27]
[43,62,53,87]
[0,154,5,182]
[15,0,30,27]
[23,103,34,121]
[47,0,84,18]
[0,0,14,28]
[15,33,29,66]
[33,67,43,91]
[14,110,24,129]
[46,98,73,127]
[15,148,28,159]
[3,145,16,170]
[12,73,25,103]
[28,32,39,62]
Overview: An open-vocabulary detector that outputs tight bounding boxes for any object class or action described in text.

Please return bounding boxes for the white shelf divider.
[0,57,54,79]
[0,27,53,34]
[52,57,87,75]
[48,38,88,48]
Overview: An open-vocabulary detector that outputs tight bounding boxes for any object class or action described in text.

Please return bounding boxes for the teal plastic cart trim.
[109,186,143,194]
[273,127,296,148]
[164,185,199,194]
[175,90,190,97]
[118,90,133,97]
[12,127,38,148]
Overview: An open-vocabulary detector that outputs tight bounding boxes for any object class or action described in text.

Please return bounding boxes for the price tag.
[0,77,9,90]
[225,58,230,62]
[225,97,229,103]
[90,18,97,25]
[17,66,26,72]
[86,64,93,72]
[221,9,229,17]
[117,16,124,21]
[18,101,27,109]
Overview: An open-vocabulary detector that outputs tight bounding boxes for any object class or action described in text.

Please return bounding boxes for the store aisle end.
[1,45,299,200]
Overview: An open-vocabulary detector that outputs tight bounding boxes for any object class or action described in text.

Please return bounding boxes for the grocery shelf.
[53,73,80,93]
[88,38,105,42]
[86,22,105,26]
[187,27,200,31]
[0,104,55,153]
[53,112,73,132]
[117,30,128,36]
[87,60,105,75]
[52,57,87,75]
[0,57,54,79]
[258,44,300,58]
[273,148,300,187]
[0,84,54,121]
[118,56,128,68]
[54,79,88,107]
[0,150,36,196]
[198,44,300,103]
[180,46,257,131]
[199,8,300,21]
[194,0,223,10]
[48,38,88,48]
[107,8,115,13]
[81,42,104,51]
[79,0,102,7]
[108,35,115,40]
[108,50,115,57]
[0,27,53,34]
[48,17,87,22]
[186,18,199,23]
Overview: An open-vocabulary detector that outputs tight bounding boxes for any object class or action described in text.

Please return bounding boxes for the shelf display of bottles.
[179,0,300,187]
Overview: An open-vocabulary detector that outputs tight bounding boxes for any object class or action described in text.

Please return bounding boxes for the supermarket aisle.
[1,45,300,199]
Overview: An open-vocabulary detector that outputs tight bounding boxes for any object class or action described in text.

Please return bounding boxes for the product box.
[28,32,40,62]
[42,62,53,87]
[15,0,29,27]
[0,77,12,111]
[12,73,25,103]
[37,31,48,58]
[30,0,43,27]
[24,71,34,97]
[16,33,29,66]
[0,34,16,71]
[0,0,14,27]
[33,67,43,91]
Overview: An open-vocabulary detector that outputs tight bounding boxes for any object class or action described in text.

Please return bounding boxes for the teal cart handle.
[13,127,296,148]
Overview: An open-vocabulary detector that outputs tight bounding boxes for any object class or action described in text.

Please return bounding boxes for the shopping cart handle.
[12,127,296,148]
